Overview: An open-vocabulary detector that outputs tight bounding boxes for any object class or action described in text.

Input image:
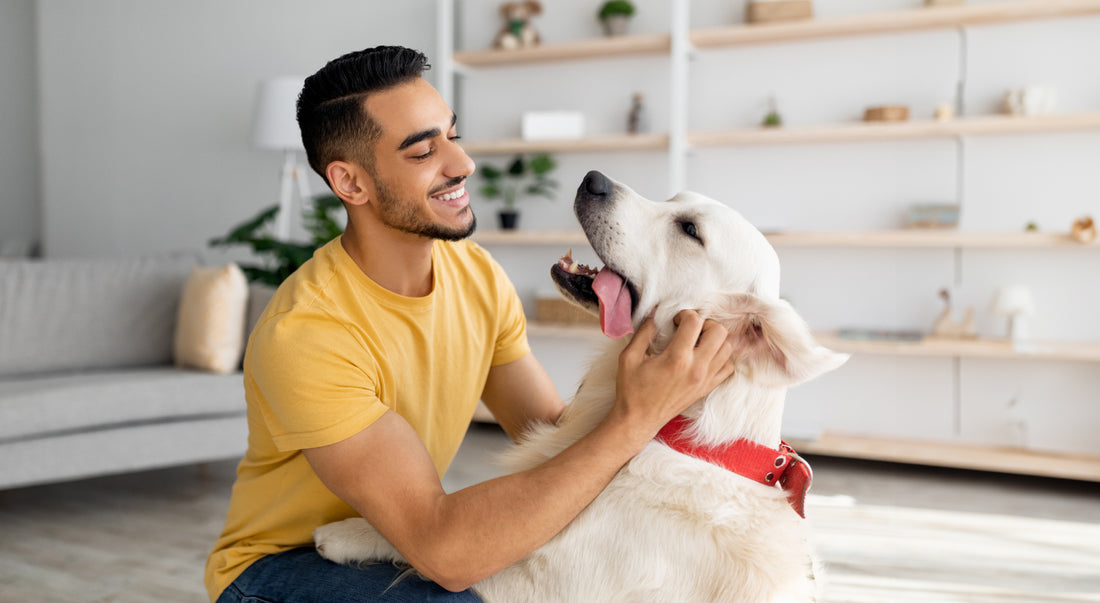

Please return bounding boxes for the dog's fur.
[314,173,848,602]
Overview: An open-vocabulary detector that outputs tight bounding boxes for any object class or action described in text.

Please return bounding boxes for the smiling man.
[205,46,735,602]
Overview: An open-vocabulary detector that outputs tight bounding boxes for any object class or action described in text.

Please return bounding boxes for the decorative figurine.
[1071,215,1096,243]
[930,288,977,339]
[627,92,647,134]
[493,1,543,50]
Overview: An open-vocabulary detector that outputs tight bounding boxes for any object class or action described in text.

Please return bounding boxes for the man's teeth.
[434,187,465,201]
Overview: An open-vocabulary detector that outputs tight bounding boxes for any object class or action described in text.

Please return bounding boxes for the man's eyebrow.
[397,114,458,151]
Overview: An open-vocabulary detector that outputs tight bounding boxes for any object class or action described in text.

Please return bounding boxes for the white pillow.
[173,264,249,374]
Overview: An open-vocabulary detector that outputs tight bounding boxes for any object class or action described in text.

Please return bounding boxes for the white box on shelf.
[521,111,585,141]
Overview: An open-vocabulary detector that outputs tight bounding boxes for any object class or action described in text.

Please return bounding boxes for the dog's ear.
[705,293,848,387]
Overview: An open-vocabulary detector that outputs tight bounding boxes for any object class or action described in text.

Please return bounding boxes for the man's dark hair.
[297,46,430,185]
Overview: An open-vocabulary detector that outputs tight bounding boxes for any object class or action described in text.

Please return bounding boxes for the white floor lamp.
[252,76,310,240]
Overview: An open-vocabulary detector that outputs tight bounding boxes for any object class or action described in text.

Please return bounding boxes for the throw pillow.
[174,263,249,374]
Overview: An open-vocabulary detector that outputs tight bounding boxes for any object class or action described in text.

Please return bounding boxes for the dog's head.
[551,170,846,387]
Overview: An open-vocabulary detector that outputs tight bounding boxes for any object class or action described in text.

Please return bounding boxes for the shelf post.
[668,0,692,195]
[436,0,456,109]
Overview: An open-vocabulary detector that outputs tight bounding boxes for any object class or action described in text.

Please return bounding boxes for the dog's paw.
[314,518,379,565]
[314,517,404,566]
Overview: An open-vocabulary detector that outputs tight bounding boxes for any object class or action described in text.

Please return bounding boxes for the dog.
[314,171,848,602]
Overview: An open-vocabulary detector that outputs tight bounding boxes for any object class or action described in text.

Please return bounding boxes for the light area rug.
[807,495,1100,603]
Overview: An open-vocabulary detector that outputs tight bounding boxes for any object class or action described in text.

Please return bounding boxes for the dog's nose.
[580,170,612,200]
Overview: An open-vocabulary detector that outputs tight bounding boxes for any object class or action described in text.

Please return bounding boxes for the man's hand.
[611,310,735,441]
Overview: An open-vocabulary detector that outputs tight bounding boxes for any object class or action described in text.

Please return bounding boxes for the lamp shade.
[990,285,1036,317]
[252,77,305,151]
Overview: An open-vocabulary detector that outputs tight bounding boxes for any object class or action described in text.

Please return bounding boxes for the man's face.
[362,77,476,240]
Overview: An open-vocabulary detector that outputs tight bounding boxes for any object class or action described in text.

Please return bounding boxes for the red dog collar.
[657,415,812,518]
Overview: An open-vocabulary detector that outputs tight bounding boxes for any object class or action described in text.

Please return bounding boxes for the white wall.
[35,0,438,258]
[0,0,41,255]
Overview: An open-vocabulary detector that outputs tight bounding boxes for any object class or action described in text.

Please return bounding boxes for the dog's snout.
[580,170,612,200]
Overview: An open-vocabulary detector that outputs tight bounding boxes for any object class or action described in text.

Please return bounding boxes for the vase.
[601,15,631,36]
[498,210,520,230]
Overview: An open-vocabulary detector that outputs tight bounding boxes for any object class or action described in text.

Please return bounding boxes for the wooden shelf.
[527,322,604,341]
[817,332,1100,363]
[765,230,1100,248]
[689,113,1100,147]
[473,229,1098,249]
[472,230,588,246]
[787,432,1100,481]
[460,114,1100,156]
[453,32,670,67]
[692,0,1100,48]
[460,132,668,155]
[524,324,1100,363]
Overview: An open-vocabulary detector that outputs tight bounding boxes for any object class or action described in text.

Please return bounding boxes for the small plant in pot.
[598,0,635,36]
[478,153,558,230]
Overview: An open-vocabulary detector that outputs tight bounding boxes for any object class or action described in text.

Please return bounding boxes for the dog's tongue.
[593,269,634,339]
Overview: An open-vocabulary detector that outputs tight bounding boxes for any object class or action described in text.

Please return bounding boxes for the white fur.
[314,177,848,602]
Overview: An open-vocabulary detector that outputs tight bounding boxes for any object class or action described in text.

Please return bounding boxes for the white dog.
[314,171,848,602]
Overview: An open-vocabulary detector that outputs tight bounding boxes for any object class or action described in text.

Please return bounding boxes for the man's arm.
[303,311,734,592]
[479,352,564,441]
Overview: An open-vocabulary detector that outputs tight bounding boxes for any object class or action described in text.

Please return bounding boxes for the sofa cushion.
[0,255,195,377]
[174,264,249,374]
[0,367,244,442]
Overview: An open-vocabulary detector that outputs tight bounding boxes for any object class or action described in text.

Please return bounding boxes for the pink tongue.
[592,269,634,339]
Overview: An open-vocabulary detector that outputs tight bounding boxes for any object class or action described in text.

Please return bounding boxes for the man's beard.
[374,175,476,241]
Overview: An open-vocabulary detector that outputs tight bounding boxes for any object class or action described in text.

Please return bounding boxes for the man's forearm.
[406,415,648,591]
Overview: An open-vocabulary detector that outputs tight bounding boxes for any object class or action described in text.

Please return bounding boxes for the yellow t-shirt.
[204,237,529,601]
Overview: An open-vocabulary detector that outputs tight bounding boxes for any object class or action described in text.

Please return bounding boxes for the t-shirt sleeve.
[248,311,389,452]
[487,256,530,367]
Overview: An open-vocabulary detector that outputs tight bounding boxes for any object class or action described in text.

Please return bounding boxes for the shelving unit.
[444,0,1100,479]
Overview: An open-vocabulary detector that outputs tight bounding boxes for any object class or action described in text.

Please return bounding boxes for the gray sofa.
[0,255,271,490]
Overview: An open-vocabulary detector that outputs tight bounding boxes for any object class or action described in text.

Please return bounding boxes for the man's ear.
[326,161,371,206]
[704,293,848,387]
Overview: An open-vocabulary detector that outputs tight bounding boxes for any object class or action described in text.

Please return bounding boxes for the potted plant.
[598,0,635,36]
[209,194,344,285]
[478,153,558,230]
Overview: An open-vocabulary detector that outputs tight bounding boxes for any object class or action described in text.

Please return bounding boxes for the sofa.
[0,254,273,490]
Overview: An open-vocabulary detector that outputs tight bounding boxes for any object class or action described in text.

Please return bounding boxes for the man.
[206,46,735,602]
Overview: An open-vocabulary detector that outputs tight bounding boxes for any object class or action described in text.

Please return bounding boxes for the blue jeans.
[216,547,482,602]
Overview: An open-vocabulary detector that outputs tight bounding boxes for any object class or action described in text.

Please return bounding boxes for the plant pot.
[601,15,631,36]
[498,210,520,230]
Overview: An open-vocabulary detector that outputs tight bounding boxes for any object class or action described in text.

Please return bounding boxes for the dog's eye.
[679,220,702,244]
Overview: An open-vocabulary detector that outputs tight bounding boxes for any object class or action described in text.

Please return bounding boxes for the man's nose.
[445,140,475,179]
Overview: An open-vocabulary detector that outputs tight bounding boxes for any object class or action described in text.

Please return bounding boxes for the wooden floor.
[2,423,1099,602]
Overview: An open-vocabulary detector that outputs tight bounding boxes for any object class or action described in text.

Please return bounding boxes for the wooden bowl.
[864,105,910,122]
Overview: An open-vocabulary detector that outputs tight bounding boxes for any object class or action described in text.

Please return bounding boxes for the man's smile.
[430,185,468,208]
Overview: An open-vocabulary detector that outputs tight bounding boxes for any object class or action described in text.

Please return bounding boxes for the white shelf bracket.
[668,0,691,195]
[436,0,456,108]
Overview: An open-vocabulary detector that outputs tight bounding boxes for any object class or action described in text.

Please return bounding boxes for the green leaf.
[528,154,556,175]
[506,156,525,176]
[480,184,501,198]
[479,164,502,180]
